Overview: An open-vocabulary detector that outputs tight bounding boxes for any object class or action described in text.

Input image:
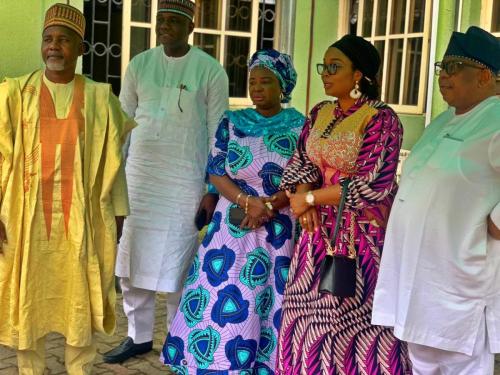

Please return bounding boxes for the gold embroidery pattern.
[306,103,378,175]
[24,145,40,192]
[308,131,364,174]
[22,84,37,97]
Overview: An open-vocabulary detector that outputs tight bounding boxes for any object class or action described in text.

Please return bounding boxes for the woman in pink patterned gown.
[276,35,412,374]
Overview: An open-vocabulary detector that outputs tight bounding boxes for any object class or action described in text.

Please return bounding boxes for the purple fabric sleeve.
[344,107,403,209]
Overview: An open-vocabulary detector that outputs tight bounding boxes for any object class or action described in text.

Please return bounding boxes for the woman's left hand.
[298,207,320,233]
[286,191,310,218]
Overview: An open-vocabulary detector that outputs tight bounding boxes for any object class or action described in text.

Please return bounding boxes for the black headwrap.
[330,35,381,79]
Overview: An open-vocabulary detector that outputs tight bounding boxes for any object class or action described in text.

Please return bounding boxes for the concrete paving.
[0,293,173,374]
[1,293,499,374]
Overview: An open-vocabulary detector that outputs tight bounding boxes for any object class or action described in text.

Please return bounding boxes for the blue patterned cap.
[248,49,297,103]
[444,26,500,74]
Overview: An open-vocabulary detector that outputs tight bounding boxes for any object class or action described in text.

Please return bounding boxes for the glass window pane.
[130,27,150,59]
[93,1,113,22]
[225,36,250,97]
[375,0,388,36]
[390,0,406,34]
[226,0,253,32]
[194,33,220,59]
[374,40,385,85]
[194,0,221,30]
[409,0,426,33]
[131,0,151,23]
[362,0,374,36]
[257,1,276,49]
[385,38,403,104]
[349,0,359,35]
[492,0,500,32]
[403,37,423,105]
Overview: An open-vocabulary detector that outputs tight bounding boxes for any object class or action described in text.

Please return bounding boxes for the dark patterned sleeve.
[344,107,403,209]
[206,114,230,178]
[278,103,325,192]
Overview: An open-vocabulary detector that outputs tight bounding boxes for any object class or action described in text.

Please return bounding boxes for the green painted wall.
[430,0,457,119]
[460,0,482,31]
[291,0,340,115]
[0,0,83,80]
[399,114,425,150]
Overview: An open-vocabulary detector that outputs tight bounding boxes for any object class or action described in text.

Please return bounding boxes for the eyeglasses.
[434,60,486,76]
[316,63,343,75]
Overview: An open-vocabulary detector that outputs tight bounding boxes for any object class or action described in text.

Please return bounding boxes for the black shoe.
[102,337,153,363]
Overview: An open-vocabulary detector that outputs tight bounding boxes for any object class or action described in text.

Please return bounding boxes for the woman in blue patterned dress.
[161,49,305,374]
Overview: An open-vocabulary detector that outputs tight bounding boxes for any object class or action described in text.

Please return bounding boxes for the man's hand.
[195,193,219,230]
[115,216,125,244]
[0,220,7,254]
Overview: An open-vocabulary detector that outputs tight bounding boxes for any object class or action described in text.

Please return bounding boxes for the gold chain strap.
[320,213,357,258]
[348,215,356,259]
[321,226,335,256]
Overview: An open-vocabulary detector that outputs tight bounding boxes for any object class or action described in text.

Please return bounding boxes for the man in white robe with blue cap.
[372,26,500,375]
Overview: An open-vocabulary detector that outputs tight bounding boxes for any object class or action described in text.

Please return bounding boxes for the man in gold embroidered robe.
[0,4,134,374]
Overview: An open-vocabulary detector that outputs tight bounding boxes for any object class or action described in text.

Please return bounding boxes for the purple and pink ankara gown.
[162,108,304,374]
[276,98,412,374]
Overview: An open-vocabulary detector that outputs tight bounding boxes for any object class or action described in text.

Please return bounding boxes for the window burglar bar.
[258,0,276,50]
[83,0,124,95]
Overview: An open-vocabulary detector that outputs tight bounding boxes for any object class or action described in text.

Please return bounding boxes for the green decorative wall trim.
[459,0,482,31]
[291,0,312,114]
[291,0,340,116]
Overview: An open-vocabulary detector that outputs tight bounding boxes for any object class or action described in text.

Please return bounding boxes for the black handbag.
[318,179,357,297]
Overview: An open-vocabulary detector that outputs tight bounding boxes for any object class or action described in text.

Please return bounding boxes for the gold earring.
[349,81,361,99]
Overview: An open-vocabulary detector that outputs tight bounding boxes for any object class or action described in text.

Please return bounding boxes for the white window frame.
[190,0,260,107]
[121,0,280,107]
[480,0,500,38]
[121,0,158,79]
[339,0,432,114]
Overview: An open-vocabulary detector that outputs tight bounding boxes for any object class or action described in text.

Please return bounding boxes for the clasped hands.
[286,190,319,233]
[239,195,277,230]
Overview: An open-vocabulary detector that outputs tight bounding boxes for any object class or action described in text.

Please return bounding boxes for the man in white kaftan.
[103,0,229,363]
[372,26,500,375]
